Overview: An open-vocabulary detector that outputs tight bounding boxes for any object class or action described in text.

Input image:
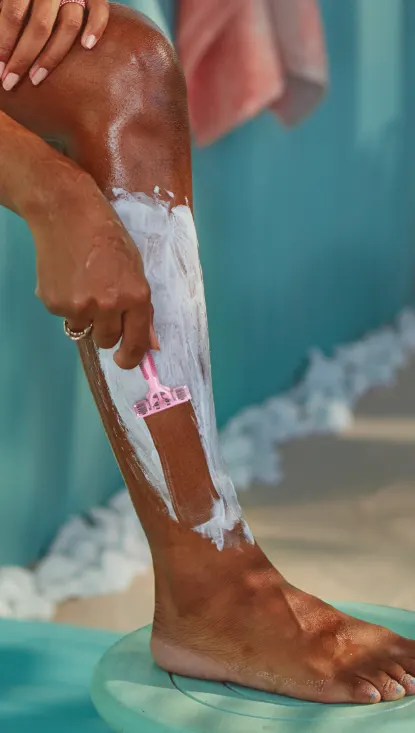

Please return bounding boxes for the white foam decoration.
[0,567,54,620]
[221,309,415,489]
[1,306,414,619]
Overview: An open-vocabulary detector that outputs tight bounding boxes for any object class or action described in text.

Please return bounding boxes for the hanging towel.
[177,0,328,146]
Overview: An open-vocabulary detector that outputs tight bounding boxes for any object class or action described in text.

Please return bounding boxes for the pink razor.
[134,351,191,419]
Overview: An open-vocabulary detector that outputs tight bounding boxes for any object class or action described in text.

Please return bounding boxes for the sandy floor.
[55,359,415,632]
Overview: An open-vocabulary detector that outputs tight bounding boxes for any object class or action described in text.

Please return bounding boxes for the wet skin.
[1,4,415,704]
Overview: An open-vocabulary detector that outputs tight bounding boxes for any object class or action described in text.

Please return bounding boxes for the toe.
[396,659,415,696]
[314,674,380,705]
[401,674,415,696]
[381,660,415,696]
[398,657,415,679]
[357,668,406,702]
[344,676,381,705]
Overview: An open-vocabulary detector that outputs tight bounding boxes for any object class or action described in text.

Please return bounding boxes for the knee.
[0,3,187,148]
[66,4,187,139]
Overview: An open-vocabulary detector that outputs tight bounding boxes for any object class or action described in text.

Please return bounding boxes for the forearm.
[0,111,68,217]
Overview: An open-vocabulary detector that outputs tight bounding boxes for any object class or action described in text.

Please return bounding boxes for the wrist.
[0,111,94,220]
[20,154,96,224]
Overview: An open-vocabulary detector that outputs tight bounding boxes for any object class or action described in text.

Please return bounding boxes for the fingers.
[66,307,157,366]
[0,0,31,82]
[67,302,155,370]
[29,0,110,84]
[0,0,109,89]
[40,276,154,368]
[66,314,93,335]
[1,0,60,89]
[81,0,109,50]
[74,307,156,365]
[29,0,83,85]
[92,312,123,350]
[114,306,152,370]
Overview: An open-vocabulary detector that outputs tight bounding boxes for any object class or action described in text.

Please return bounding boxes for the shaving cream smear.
[98,190,253,550]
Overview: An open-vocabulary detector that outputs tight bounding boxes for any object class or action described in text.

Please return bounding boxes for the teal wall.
[0,0,414,564]
[195,0,415,426]
[0,213,122,563]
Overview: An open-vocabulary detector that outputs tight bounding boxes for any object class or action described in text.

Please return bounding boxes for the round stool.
[91,602,415,733]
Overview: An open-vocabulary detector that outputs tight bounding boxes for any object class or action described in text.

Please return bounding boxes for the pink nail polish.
[30,67,48,86]
[0,62,5,78]
[83,34,96,49]
[2,72,19,91]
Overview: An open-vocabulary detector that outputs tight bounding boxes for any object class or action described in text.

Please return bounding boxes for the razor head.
[134,385,191,419]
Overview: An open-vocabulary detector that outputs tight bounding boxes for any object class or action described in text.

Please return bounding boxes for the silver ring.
[63,319,93,341]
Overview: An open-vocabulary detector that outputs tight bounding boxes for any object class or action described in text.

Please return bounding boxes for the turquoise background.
[0,0,414,565]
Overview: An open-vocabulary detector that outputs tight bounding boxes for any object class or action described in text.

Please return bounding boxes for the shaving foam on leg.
[98,190,253,550]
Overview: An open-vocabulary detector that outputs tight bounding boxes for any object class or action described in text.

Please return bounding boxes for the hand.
[0,0,109,90]
[30,172,159,370]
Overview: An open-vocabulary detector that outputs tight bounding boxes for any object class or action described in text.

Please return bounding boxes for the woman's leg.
[69,7,415,706]
[2,3,415,705]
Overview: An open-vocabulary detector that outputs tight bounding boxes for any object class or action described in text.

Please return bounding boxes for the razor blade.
[134,351,191,418]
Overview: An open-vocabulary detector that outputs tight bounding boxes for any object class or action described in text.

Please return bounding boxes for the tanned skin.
[1,4,415,705]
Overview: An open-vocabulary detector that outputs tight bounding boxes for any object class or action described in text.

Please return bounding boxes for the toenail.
[396,684,404,693]
[370,691,379,701]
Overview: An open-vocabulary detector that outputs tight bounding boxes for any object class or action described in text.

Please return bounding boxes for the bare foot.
[151,544,415,705]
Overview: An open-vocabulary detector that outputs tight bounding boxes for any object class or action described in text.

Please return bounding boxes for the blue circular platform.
[91,602,415,733]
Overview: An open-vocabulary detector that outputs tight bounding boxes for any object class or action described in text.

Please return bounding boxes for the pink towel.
[177,0,328,146]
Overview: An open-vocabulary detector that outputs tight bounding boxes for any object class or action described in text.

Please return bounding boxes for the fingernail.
[0,62,5,78]
[82,34,97,49]
[2,72,19,91]
[30,67,48,86]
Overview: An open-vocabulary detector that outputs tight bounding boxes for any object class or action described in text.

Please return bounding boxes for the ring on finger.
[59,0,86,9]
[63,319,93,341]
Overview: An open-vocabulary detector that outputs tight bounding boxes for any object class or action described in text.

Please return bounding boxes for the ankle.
[152,528,262,587]
[152,537,285,632]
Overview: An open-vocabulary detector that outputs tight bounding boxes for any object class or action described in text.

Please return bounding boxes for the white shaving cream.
[98,190,253,550]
